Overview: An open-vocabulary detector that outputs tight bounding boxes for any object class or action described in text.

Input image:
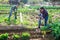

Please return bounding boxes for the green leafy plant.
[21,32,30,40]
[12,34,20,40]
[0,33,8,40]
[50,22,60,40]
[40,26,49,31]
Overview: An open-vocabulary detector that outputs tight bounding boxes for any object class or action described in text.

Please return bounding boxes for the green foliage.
[4,18,11,25]
[21,32,30,40]
[29,6,40,10]
[29,6,60,10]
[0,33,8,40]
[22,21,30,25]
[0,4,60,29]
[12,34,20,40]
[40,26,49,31]
[0,15,5,23]
[50,22,60,40]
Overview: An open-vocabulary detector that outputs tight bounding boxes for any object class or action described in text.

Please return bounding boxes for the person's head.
[40,7,45,13]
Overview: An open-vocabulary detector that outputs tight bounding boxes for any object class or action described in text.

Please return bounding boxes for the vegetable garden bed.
[0,4,60,40]
[0,25,54,40]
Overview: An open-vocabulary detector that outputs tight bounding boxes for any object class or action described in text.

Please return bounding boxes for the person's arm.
[39,13,44,20]
[36,14,41,19]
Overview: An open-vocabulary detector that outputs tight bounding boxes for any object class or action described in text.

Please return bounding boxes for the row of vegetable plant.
[0,32,30,40]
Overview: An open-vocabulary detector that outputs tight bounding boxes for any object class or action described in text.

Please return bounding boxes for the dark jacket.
[39,9,48,18]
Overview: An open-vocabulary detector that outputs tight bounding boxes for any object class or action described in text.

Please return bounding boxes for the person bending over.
[38,7,48,28]
[8,4,19,22]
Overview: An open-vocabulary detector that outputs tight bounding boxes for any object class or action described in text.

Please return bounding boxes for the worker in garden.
[8,0,20,22]
[8,4,18,21]
[37,7,48,29]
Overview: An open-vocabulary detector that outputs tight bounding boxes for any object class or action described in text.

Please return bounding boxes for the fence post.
[20,12,23,23]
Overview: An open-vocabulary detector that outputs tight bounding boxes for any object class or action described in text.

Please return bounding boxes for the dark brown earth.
[0,25,55,40]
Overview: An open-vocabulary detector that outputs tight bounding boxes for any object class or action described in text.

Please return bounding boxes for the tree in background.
[0,0,9,3]
[44,0,48,2]
[50,0,60,6]
[44,0,60,6]
[20,0,28,4]
[9,0,20,5]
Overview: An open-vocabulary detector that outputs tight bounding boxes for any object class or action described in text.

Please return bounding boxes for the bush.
[29,6,60,10]
[21,32,30,40]
[40,26,49,31]
[50,22,60,40]
[12,34,20,40]
[0,33,8,40]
